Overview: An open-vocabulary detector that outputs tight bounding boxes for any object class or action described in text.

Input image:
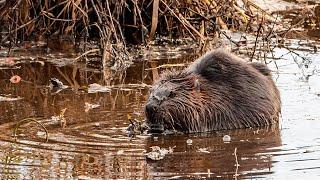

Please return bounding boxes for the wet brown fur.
[145,50,281,133]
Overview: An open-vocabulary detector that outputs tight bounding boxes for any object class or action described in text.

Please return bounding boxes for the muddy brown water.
[1,42,320,179]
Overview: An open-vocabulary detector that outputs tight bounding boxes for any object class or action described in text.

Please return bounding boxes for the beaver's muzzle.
[145,102,165,133]
[145,102,158,116]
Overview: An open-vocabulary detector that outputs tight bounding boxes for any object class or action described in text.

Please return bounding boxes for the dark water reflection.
[1,42,320,179]
[146,127,280,179]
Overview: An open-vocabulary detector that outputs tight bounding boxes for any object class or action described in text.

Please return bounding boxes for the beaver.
[144,49,281,133]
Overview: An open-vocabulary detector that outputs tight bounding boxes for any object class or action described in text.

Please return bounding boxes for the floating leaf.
[88,83,111,93]
[10,75,22,84]
[146,146,174,160]
[197,148,210,154]
[84,102,100,112]
[0,95,22,102]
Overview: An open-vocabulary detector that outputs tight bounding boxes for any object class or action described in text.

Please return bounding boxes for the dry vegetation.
[0,0,319,67]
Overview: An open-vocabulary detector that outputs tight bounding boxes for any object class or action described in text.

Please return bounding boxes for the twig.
[13,118,49,143]
[234,147,239,179]
[149,0,160,41]
[250,15,264,61]
[160,0,201,41]
[74,48,100,60]
[145,63,189,70]
[105,0,119,43]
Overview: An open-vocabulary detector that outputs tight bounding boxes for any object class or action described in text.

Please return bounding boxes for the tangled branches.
[0,0,318,66]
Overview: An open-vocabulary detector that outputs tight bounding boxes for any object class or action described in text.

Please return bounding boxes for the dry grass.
[0,0,284,47]
[0,0,318,73]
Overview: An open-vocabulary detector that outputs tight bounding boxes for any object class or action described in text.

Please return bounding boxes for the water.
[0,41,320,179]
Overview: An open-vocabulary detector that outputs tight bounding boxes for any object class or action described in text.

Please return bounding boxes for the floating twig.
[234,147,240,179]
[13,118,49,143]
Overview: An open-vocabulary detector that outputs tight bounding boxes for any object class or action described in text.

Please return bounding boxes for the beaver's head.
[144,50,281,133]
[145,70,203,133]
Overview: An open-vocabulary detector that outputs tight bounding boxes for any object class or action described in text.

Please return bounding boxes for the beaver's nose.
[145,103,158,114]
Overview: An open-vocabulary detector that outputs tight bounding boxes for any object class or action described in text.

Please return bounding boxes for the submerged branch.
[13,118,49,143]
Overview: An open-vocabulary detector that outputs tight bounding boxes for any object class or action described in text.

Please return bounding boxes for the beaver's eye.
[168,91,176,98]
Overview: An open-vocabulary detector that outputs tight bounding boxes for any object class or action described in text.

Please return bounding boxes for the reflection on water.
[146,126,280,179]
[1,42,320,179]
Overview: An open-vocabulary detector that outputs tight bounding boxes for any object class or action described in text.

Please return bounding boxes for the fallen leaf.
[10,75,22,83]
[88,83,111,93]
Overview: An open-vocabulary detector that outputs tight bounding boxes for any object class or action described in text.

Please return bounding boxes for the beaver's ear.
[190,50,229,80]
[194,58,225,80]
[199,63,225,81]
